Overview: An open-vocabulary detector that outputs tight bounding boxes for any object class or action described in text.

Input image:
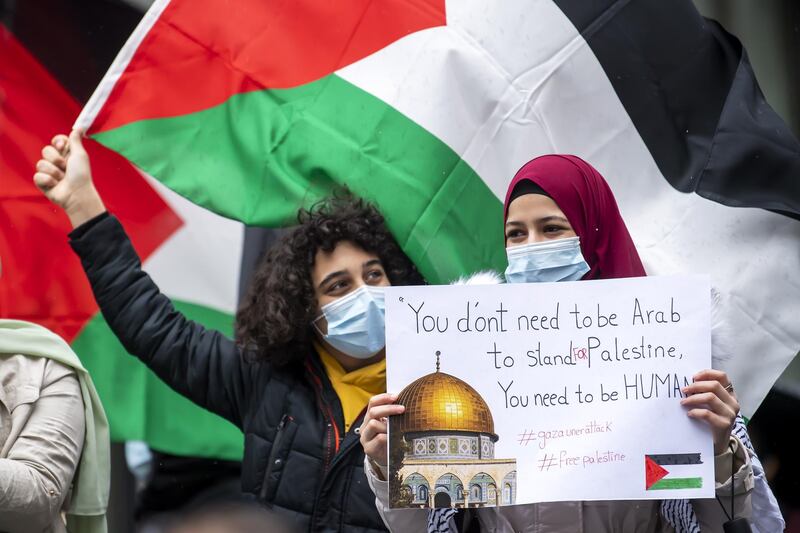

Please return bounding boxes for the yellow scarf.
[315,342,386,432]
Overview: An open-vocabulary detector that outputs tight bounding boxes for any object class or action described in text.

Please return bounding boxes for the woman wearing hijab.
[361,155,765,532]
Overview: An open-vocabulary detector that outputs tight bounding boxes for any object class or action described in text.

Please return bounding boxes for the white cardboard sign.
[385,275,714,509]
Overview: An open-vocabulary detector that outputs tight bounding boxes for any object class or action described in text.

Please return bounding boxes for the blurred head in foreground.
[165,502,297,533]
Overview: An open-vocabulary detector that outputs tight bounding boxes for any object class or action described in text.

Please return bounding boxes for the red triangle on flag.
[645,456,669,489]
[0,24,182,342]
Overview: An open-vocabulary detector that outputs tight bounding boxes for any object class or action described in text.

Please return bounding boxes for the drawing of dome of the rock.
[396,363,496,439]
[392,352,517,509]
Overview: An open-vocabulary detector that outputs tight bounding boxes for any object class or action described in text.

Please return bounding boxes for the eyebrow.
[537,215,570,224]
[319,270,348,290]
[505,215,569,228]
[318,259,384,290]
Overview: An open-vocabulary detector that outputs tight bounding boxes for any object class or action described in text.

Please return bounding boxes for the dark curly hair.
[235,192,425,366]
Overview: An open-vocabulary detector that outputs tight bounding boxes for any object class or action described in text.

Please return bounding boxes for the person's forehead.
[315,241,376,263]
[506,194,563,219]
[312,241,381,280]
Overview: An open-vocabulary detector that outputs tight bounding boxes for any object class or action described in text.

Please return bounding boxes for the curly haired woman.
[34,131,424,532]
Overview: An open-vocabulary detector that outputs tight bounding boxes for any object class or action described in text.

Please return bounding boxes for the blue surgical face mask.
[504,236,590,284]
[313,285,386,359]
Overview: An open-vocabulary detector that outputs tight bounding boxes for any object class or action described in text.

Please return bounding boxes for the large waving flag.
[75,0,800,418]
[0,25,244,460]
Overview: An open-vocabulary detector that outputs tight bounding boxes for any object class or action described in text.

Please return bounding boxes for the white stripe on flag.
[652,462,704,481]
[141,172,244,315]
[338,0,800,415]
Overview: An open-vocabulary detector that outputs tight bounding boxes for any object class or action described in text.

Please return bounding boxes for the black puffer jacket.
[70,214,387,532]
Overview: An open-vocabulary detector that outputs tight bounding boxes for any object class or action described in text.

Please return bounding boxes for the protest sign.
[385,275,714,509]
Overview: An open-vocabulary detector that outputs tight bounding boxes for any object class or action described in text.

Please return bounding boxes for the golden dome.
[395,370,495,437]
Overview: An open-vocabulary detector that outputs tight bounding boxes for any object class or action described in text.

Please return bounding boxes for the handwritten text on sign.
[385,275,714,507]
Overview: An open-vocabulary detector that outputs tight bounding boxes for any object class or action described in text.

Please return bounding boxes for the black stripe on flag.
[647,453,703,466]
[553,0,800,219]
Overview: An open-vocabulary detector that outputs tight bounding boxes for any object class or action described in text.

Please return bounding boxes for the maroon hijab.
[504,154,646,280]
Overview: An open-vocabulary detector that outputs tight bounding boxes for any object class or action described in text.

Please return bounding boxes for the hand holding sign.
[681,369,739,455]
[360,393,405,476]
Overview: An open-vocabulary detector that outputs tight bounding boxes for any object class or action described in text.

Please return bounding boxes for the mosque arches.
[502,471,517,505]
[467,472,496,503]
[402,472,430,504]
[487,483,498,505]
[433,473,464,508]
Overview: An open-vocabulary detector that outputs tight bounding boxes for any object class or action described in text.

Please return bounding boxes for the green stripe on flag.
[71,300,244,460]
[92,74,505,284]
[647,477,703,490]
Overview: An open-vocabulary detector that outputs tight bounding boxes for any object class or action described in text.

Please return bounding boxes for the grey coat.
[0,354,85,533]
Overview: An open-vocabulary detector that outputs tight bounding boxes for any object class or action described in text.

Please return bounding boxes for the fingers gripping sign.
[33,130,106,228]
[360,393,404,479]
[681,369,740,455]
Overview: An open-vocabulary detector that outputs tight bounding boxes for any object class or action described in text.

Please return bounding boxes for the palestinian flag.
[0,25,244,460]
[645,454,704,491]
[74,0,799,419]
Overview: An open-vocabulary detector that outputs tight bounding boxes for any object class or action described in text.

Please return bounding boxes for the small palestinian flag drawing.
[645,454,704,491]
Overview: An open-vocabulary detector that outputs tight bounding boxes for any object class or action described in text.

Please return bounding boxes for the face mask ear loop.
[311,312,327,338]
